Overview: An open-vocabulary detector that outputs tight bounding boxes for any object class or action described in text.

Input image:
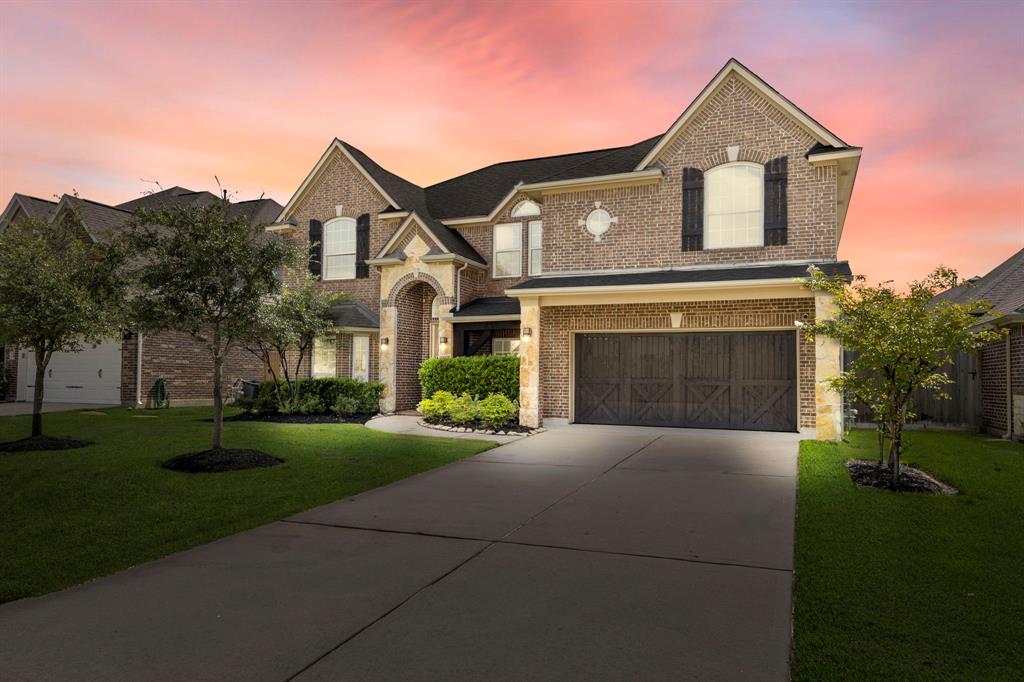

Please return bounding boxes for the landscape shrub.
[418,390,456,422]
[447,393,480,425]
[418,355,519,402]
[478,393,518,430]
[251,377,383,415]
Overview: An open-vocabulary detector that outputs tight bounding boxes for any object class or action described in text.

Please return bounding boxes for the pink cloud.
[1,0,1021,285]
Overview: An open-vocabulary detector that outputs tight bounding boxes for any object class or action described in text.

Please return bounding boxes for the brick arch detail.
[697,147,770,172]
[383,271,453,308]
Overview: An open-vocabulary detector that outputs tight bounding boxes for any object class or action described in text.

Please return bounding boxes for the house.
[934,248,1024,439]
[0,187,280,407]
[270,59,861,439]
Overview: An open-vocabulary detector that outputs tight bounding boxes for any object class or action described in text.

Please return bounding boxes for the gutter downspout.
[455,262,469,311]
[1007,331,1013,440]
[135,330,144,408]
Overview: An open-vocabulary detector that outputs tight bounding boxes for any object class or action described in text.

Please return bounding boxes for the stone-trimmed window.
[493,223,522,278]
[704,162,764,249]
[322,217,357,280]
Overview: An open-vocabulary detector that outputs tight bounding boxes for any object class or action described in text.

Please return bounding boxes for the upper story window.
[323,217,357,279]
[528,220,543,276]
[493,223,522,278]
[510,199,541,218]
[704,162,764,249]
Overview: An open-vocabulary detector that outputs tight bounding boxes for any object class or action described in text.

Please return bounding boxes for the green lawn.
[0,407,494,603]
[794,429,1024,681]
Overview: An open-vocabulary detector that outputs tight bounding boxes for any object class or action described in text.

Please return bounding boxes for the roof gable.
[635,58,848,170]
[934,248,1024,320]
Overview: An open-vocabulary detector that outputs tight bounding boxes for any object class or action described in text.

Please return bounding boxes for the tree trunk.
[212,351,224,450]
[31,354,47,437]
[889,424,902,489]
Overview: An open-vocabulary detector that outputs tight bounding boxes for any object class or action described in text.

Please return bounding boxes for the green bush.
[418,354,519,402]
[418,390,455,422]
[251,377,383,415]
[332,395,361,418]
[478,393,518,430]
[447,393,480,425]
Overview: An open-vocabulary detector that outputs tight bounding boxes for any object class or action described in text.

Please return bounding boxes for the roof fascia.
[374,212,448,259]
[441,313,521,323]
[505,277,807,298]
[276,139,401,222]
[635,59,846,171]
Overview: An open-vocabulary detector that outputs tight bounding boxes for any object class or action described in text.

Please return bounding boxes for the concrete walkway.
[0,402,116,416]
[0,425,799,681]
[366,413,521,444]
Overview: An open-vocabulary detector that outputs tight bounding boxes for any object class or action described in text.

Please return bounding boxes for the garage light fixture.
[380,337,390,350]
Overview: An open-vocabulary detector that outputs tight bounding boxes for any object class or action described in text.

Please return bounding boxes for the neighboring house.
[270,59,861,438]
[0,187,281,407]
[934,248,1024,439]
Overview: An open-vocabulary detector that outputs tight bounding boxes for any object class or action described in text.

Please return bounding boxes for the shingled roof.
[9,193,58,221]
[422,136,661,220]
[934,248,1024,323]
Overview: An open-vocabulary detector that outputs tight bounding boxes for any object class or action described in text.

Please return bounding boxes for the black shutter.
[355,213,370,279]
[764,156,788,246]
[308,219,322,278]
[681,167,704,251]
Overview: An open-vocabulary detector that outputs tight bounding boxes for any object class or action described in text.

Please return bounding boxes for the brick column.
[814,292,843,441]
[519,297,540,428]
[379,305,397,413]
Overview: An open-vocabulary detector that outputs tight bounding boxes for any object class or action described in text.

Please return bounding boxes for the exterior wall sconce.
[439,336,448,345]
[380,337,390,350]
[521,327,533,340]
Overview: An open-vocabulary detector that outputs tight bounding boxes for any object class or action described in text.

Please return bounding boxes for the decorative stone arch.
[382,271,453,308]
[697,146,770,172]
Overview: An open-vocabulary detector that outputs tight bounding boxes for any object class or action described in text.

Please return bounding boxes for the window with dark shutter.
[764,156,788,246]
[308,219,322,278]
[681,167,704,251]
[355,213,370,279]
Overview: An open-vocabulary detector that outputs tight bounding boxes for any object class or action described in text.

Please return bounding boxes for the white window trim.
[510,199,541,218]
[312,336,337,378]
[322,216,357,280]
[492,222,523,279]
[492,337,521,356]
[528,220,543,276]
[704,162,765,250]
[351,334,370,381]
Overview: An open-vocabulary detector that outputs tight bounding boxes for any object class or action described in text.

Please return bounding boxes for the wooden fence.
[843,350,980,429]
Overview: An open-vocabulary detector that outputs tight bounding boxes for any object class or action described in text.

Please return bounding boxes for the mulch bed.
[161,448,283,473]
[846,459,959,495]
[419,419,541,437]
[0,435,94,453]
[219,412,376,425]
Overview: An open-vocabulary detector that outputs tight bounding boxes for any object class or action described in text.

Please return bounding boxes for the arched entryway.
[393,279,442,411]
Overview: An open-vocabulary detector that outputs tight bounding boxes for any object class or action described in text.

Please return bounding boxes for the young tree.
[244,273,343,410]
[0,209,128,442]
[803,266,1001,487]
[125,198,301,450]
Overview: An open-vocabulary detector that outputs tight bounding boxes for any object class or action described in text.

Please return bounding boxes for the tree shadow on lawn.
[0,435,94,453]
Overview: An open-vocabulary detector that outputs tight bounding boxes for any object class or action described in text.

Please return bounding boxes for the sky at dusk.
[1,0,1022,284]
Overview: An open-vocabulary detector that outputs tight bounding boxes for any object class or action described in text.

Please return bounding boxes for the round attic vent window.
[585,208,612,240]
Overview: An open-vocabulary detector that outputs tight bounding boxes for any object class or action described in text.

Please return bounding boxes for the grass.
[0,406,495,603]
[793,429,1024,681]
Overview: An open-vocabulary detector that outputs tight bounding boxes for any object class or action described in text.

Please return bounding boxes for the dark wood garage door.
[574,331,797,432]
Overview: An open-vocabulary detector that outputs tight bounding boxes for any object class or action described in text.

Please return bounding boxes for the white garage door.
[17,340,122,405]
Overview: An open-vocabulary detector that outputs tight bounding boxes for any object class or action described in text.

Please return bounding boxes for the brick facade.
[538,298,817,429]
[979,323,1024,436]
[2,346,16,401]
[451,74,837,275]
[119,330,266,406]
[394,281,437,410]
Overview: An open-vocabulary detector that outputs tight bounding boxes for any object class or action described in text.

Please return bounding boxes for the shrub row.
[418,355,519,402]
[418,391,518,430]
[245,377,383,416]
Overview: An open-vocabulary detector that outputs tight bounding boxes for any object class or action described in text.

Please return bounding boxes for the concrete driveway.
[0,424,798,681]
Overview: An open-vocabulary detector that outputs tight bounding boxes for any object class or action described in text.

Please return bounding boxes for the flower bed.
[417,390,521,432]
[417,419,543,437]
[237,377,383,421]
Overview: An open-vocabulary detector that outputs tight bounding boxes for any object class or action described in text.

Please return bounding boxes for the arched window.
[704,162,763,249]
[322,217,357,280]
[510,199,541,218]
